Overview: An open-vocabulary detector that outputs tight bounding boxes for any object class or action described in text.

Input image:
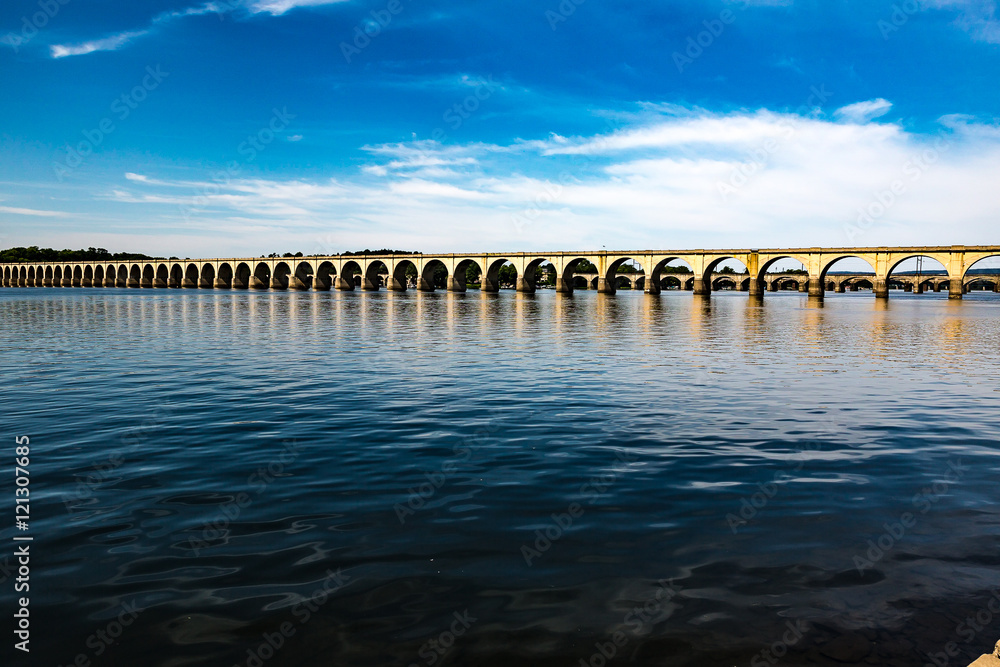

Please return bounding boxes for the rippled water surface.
[2,287,1000,667]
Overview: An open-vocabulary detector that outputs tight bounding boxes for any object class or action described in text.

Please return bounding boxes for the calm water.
[2,288,1000,667]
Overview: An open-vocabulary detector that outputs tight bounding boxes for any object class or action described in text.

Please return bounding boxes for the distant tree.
[0,246,156,262]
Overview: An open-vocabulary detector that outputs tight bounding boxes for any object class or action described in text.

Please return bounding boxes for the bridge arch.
[270,262,291,290]
[153,263,168,288]
[363,260,387,291]
[141,264,154,288]
[604,256,647,294]
[389,259,417,291]
[288,261,312,290]
[251,262,271,289]
[200,263,216,289]
[700,256,749,296]
[234,262,251,289]
[27,266,36,286]
[757,255,811,296]
[962,254,1000,294]
[648,257,694,293]
[484,258,517,293]
[712,275,739,291]
[454,258,482,292]
[180,263,197,288]
[886,255,948,295]
[216,262,233,289]
[43,265,53,286]
[340,260,362,290]
[419,259,450,292]
[559,257,598,294]
[314,261,334,291]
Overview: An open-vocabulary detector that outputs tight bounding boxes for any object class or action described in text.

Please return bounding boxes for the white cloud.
[245,0,348,16]
[48,0,347,59]
[65,105,1000,255]
[286,135,303,142]
[50,30,148,59]
[834,99,893,123]
[923,0,1000,43]
[0,206,67,217]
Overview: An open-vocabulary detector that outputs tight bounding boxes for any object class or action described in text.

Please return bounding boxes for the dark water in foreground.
[2,288,999,667]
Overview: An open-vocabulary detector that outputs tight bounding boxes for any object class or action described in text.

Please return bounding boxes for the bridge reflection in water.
[3,245,1000,300]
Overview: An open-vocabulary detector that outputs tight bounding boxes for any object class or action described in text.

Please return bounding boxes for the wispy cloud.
[51,29,148,59]
[102,105,1000,253]
[0,205,68,217]
[924,0,1000,43]
[48,0,347,59]
[835,99,893,123]
[246,0,349,16]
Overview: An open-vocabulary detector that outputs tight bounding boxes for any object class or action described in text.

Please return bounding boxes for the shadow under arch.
[233,262,252,289]
[484,258,516,293]
[454,258,483,292]
[419,259,450,292]
[200,263,216,289]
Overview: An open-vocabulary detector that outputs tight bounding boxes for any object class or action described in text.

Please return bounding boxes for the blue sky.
[1,0,999,258]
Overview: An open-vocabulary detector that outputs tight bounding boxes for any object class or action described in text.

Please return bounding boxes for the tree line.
[0,247,157,263]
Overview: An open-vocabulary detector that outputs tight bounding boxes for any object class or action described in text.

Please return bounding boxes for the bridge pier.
[692,278,710,296]
[214,278,231,289]
[874,278,889,299]
[555,276,574,293]
[808,277,825,298]
[798,281,808,293]
[835,283,846,293]
[950,281,964,299]
[447,275,466,292]
[596,276,615,294]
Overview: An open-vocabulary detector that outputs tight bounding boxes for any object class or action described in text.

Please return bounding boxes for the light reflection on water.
[1,287,999,667]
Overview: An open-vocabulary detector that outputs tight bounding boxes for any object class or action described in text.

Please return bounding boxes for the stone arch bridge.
[3,246,999,300]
